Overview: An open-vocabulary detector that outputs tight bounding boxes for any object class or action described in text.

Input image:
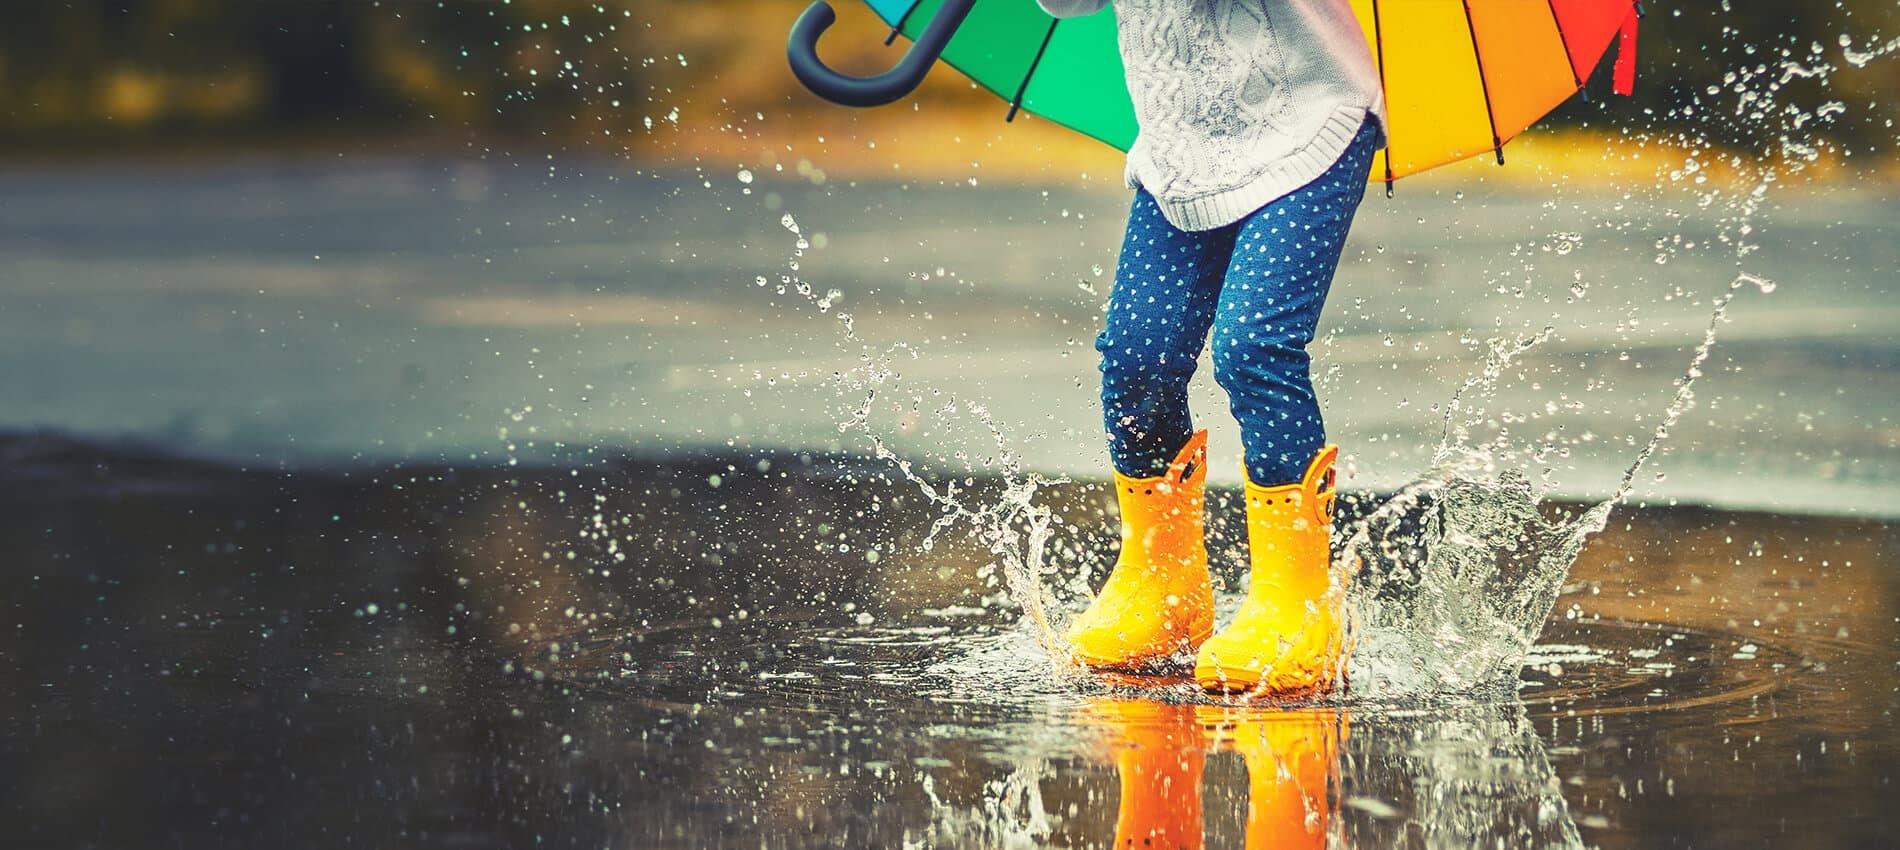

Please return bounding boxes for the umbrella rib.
[884,0,925,46]
[1370,0,1393,196]
[1542,0,1589,101]
[1461,0,1507,165]
[1008,19,1062,122]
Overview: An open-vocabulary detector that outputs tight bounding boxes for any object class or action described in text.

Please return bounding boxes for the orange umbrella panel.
[1353,0,1638,182]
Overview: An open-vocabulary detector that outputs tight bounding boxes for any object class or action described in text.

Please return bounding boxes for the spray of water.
[1342,272,1775,698]
[768,212,1072,665]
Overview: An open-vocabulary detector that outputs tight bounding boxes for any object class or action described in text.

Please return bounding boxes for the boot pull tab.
[1170,429,1210,487]
[1303,445,1340,526]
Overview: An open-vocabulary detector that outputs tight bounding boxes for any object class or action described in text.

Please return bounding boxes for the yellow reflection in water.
[1078,696,1344,850]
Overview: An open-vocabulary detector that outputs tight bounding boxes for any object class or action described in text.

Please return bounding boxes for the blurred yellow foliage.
[96,68,261,127]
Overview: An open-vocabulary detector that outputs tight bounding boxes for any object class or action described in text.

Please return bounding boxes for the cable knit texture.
[1037,0,1386,232]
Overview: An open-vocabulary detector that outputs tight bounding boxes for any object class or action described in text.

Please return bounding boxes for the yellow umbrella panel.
[1353,0,1641,183]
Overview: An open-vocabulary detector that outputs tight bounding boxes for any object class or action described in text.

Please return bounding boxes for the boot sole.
[1071,628,1215,673]
[1193,667,1338,697]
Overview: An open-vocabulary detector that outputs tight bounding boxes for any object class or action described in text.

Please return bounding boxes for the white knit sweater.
[1037,0,1386,231]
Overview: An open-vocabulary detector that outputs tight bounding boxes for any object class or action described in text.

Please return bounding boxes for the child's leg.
[1209,123,1378,485]
[1098,189,1236,476]
[1071,190,1231,669]
[1193,120,1380,694]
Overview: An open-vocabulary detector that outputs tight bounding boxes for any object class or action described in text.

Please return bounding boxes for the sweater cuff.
[1035,0,1109,19]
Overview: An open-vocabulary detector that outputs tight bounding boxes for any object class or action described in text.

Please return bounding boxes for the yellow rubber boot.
[1194,446,1345,695]
[1065,430,1215,670]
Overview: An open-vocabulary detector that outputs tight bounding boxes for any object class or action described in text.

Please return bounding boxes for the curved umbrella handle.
[787,0,977,107]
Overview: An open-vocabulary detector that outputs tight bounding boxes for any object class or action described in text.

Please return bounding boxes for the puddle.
[1,436,1892,847]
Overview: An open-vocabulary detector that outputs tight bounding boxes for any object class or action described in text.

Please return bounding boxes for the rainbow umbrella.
[787,0,1643,190]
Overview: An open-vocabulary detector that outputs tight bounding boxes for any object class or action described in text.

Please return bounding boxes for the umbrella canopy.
[789,0,1642,187]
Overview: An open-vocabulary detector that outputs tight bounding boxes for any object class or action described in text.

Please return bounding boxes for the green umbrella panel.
[856,0,1137,150]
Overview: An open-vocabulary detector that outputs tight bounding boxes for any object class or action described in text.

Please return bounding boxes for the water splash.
[1432,326,1555,464]
[1341,702,1585,849]
[917,765,1054,849]
[1343,273,1777,698]
[1839,32,1900,69]
[768,213,1072,664]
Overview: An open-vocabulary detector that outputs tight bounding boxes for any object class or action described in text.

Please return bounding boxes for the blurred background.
[2,0,1896,514]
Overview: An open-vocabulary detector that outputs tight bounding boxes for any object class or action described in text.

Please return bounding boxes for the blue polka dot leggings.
[1099,118,1379,486]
